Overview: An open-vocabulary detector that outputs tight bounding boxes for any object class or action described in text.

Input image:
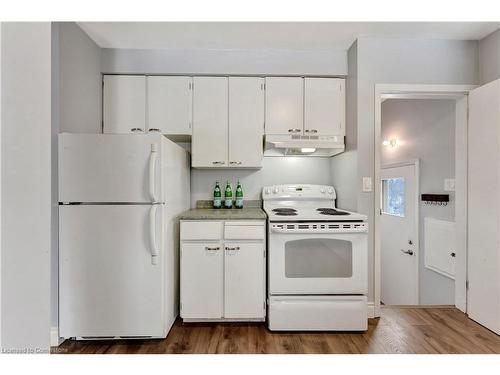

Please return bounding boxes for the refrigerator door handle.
[149,205,159,265]
[149,143,159,202]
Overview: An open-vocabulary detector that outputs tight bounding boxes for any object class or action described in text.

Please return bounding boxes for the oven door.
[269,229,368,295]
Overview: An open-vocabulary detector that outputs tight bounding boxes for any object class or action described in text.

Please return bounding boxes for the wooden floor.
[56,307,500,354]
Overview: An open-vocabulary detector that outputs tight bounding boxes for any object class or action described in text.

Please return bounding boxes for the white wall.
[191,157,333,207]
[381,99,456,305]
[331,41,357,211]
[1,22,52,352]
[479,28,500,85]
[355,37,478,303]
[59,22,102,133]
[101,48,347,76]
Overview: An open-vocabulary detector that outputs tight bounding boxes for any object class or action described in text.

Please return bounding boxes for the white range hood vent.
[264,134,345,157]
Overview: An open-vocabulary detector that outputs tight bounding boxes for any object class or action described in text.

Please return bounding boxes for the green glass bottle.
[235,180,243,209]
[224,181,233,209]
[213,181,221,209]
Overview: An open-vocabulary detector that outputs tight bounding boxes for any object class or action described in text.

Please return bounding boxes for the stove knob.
[320,188,326,194]
[273,187,279,194]
[265,188,271,195]
[328,188,334,194]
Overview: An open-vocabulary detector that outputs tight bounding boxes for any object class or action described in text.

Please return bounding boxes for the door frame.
[381,159,420,305]
[374,84,476,317]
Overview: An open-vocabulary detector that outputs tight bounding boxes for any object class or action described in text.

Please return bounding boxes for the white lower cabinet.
[180,220,266,321]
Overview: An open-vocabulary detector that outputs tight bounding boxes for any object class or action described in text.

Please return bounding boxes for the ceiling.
[78,22,499,51]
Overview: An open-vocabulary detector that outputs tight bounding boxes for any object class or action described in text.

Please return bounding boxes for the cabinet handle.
[229,161,242,165]
[130,128,144,133]
[225,246,240,251]
[205,246,220,251]
[212,161,226,165]
[305,129,318,134]
[288,128,301,133]
[148,128,160,132]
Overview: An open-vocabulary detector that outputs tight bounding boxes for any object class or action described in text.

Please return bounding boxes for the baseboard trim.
[50,327,65,347]
[367,302,375,318]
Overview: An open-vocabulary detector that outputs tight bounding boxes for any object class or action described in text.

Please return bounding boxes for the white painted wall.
[355,37,478,303]
[1,22,52,352]
[331,41,357,211]
[381,99,456,305]
[191,157,333,207]
[59,22,102,133]
[479,28,500,85]
[101,48,347,76]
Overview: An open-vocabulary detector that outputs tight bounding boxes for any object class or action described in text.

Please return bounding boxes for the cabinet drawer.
[224,222,265,240]
[181,221,222,240]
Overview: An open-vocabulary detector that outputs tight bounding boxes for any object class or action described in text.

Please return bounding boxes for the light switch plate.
[444,178,456,192]
[362,177,372,192]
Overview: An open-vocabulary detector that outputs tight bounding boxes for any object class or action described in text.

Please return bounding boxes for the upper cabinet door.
[265,77,304,135]
[147,76,192,135]
[192,77,228,168]
[103,75,146,134]
[228,77,264,168]
[304,78,345,136]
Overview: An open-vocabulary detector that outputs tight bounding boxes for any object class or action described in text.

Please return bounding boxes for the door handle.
[288,128,301,133]
[149,143,158,202]
[212,161,226,165]
[131,127,144,133]
[225,246,240,251]
[205,246,220,251]
[148,128,160,132]
[149,205,159,265]
[400,249,414,256]
[305,129,318,133]
[229,161,242,165]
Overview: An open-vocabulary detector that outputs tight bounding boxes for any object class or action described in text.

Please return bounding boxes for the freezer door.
[59,204,165,338]
[59,133,163,203]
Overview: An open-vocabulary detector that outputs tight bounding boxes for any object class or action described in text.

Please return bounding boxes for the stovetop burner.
[316,208,350,216]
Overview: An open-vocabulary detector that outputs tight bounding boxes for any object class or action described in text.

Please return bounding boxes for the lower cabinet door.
[181,242,223,319]
[224,242,265,319]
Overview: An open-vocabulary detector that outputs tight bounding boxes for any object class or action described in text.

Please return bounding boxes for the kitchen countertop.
[179,200,267,220]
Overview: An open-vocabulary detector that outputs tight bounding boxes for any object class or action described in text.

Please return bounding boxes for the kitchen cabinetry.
[192,77,264,168]
[180,220,266,321]
[304,78,345,136]
[103,75,146,134]
[265,77,345,137]
[147,76,193,135]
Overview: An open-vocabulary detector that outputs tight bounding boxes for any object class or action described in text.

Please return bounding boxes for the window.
[381,177,405,217]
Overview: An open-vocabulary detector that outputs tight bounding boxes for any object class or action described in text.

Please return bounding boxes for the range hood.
[264,134,345,157]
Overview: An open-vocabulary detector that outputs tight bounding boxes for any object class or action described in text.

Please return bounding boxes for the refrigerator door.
[59,133,163,203]
[59,204,165,338]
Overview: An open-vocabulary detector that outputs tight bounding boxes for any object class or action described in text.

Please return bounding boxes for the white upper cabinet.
[191,77,229,168]
[147,76,192,135]
[304,78,345,136]
[265,77,304,135]
[228,77,264,168]
[103,75,146,134]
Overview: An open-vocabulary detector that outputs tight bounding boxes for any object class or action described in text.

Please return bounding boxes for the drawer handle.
[148,128,161,132]
[130,128,144,133]
[229,161,242,165]
[205,246,220,251]
[288,128,301,133]
[212,161,226,165]
[305,129,318,133]
[225,246,240,251]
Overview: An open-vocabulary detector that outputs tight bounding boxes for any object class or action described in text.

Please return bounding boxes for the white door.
[228,77,264,168]
[304,78,345,136]
[224,243,265,319]
[380,163,418,305]
[180,243,223,319]
[59,133,163,203]
[265,77,304,135]
[468,80,500,334]
[59,204,164,338]
[191,77,228,167]
[103,75,146,134]
[147,76,192,135]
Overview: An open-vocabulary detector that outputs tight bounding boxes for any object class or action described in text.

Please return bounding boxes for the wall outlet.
[362,177,373,192]
[444,178,456,192]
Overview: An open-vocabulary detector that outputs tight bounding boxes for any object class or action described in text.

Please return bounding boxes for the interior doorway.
[374,84,474,316]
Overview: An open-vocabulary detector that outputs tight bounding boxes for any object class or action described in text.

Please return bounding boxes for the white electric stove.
[263,184,369,331]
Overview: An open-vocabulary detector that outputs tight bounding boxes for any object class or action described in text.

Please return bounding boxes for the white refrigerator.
[58,133,190,339]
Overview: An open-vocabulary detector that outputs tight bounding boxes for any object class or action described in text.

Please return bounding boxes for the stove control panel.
[262,184,336,200]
